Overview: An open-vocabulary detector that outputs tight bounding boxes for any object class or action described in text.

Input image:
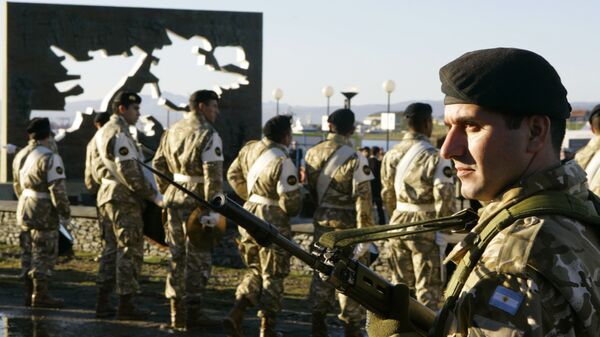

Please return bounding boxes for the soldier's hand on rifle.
[366,283,421,337]
[353,242,370,259]
[200,211,221,228]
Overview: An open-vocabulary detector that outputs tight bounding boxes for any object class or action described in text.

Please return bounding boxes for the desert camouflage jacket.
[227,138,301,225]
[84,135,100,195]
[574,135,600,196]
[442,161,600,337]
[381,132,455,230]
[153,113,223,207]
[305,133,374,229]
[12,140,71,230]
[94,114,157,207]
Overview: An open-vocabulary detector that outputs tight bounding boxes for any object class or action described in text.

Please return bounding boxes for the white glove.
[353,242,370,260]
[3,144,18,154]
[153,193,164,208]
[200,211,221,228]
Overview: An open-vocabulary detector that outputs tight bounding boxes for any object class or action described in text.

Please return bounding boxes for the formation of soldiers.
[11,46,600,337]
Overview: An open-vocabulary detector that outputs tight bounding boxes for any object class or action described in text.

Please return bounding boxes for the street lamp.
[382,80,396,151]
[341,87,359,109]
[273,88,284,115]
[322,86,334,115]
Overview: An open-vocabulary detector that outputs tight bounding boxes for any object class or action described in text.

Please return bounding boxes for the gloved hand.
[353,242,370,260]
[366,283,420,337]
[3,143,18,154]
[200,211,221,228]
[153,193,164,208]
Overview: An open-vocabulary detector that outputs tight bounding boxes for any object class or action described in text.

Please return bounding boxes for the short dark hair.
[360,147,371,155]
[27,117,51,140]
[111,91,141,114]
[502,114,565,156]
[328,109,355,134]
[405,103,432,132]
[372,146,381,156]
[94,112,111,127]
[263,115,292,143]
[589,104,600,132]
[189,90,219,113]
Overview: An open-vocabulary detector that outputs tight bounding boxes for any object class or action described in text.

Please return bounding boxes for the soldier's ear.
[525,115,550,153]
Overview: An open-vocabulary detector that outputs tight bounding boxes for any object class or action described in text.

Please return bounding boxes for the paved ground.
[0,245,359,337]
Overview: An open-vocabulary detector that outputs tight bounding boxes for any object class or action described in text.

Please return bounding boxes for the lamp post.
[273,88,284,115]
[341,87,359,109]
[382,80,396,151]
[321,86,334,139]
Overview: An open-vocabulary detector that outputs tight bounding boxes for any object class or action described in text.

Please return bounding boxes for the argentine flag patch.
[489,286,524,315]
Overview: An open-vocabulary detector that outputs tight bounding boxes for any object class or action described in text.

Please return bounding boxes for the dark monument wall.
[6,2,262,180]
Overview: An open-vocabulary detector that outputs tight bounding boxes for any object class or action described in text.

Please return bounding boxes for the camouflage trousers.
[388,236,442,310]
[20,228,58,280]
[235,224,291,317]
[96,207,117,289]
[165,207,212,302]
[101,201,144,295]
[309,225,365,328]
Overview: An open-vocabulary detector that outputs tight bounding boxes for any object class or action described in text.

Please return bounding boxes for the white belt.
[173,173,204,183]
[320,202,355,210]
[248,194,279,206]
[396,201,435,213]
[22,189,50,199]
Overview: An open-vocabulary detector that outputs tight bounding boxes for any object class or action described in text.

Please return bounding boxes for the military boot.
[186,299,220,329]
[24,277,33,307]
[171,298,186,330]
[343,322,364,337]
[116,294,149,321]
[31,279,64,308]
[259,315,282,337]
[223,297,251,337]
[95,287,116,318]
[311,312,328,337]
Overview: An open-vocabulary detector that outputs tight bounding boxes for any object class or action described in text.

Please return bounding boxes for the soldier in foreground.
[13,117,71,308]
[305,109,375,337]
[224,115,302,337]
[83,112,118,318]
[94,92,163,320]
[368,48,600,336]
[380,102,455,310]
[153,90,223,330]
[574,104,600,196]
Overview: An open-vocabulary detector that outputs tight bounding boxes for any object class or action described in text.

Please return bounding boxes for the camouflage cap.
[26,117,51,140]
[439,48,571,119]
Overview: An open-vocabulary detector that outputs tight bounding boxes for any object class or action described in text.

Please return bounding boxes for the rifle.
[139,160,478,335]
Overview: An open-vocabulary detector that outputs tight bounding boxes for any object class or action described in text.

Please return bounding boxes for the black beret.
[93,112,111,126]
[440,48,571,119]
[27,117,51,140]
[589,104,600,122]
[113,91,141,106]
[189,90,219,107]
[404,102,432,118]
[328,108,355,126]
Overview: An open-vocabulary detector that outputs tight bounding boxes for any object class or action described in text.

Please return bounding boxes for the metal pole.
[327,97,330,115]
[386,92,391,151]
[276,100,279,115]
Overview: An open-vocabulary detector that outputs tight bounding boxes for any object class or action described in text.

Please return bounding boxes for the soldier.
[12,117,71,308]
[305,108,375,337]
[223,115,302,337]
[83,112,116,318]
[574,104,600,196]
[367,48,600,336]
[94,91,163,320]
[380,102,455,310]
[152,90,223,330]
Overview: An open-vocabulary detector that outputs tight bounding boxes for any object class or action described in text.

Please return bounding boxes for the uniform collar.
[402,131,430,142]
[261,137,288,152]
[327,133,352,146]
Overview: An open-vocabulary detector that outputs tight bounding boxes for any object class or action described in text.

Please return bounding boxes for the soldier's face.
[441,104,530,202]
[120,103,141,125]
[200,100,220,123]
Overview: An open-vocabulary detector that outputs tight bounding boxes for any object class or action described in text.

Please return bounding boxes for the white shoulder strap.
[585,150,600,182]
[316,145,355,204]
[247,147,286,195]
[394,140,434,193]
[19,146,53,189]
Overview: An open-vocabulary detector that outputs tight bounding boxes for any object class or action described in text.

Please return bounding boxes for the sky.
[2,0,600,108]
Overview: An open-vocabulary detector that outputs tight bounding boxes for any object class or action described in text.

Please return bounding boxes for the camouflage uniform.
[152,112,224,303]
[305,133,375,331]
[441,161,600,336]
[85,134,117,289]
[227,137,302,318]
[13,139,71,281]
[94,114,159,295]
[380,131,455,310]
[574,135,600,196]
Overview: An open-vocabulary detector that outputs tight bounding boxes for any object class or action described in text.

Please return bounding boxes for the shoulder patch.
[363,165,371,175]
[488,285,524,316]
[202,132,224,162]
[56,166,63,175]
[434,157,454,185]
[119,146,129,156]
[443,166,453,178]
[353,153,374,184]
[287,175,298,186]
[215,146,222,157]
